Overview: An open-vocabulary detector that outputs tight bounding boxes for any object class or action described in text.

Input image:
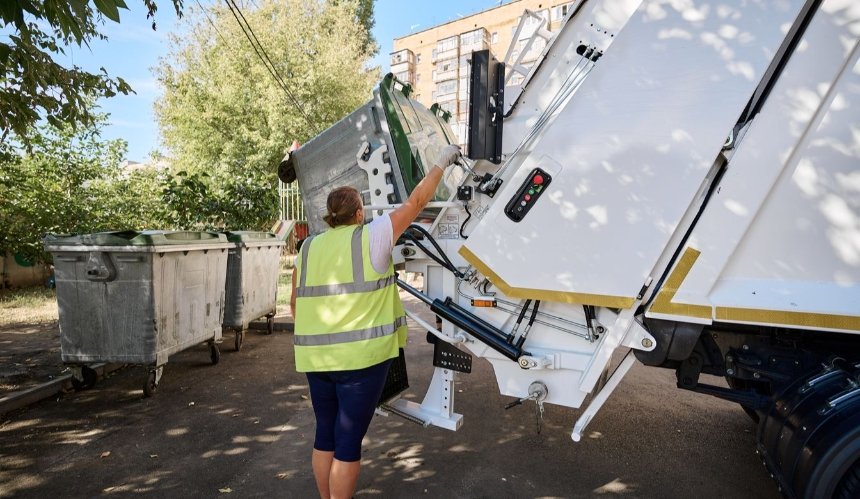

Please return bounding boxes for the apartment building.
[391,0,576,142]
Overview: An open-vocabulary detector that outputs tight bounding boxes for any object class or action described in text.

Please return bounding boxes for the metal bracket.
[429,333,472,373]
[356,141,396,219]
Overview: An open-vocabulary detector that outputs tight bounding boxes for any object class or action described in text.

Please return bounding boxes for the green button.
[535,186,542,192]
[528,189,535,195]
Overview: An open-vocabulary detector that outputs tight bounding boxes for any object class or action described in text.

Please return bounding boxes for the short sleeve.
[367,214,394,275]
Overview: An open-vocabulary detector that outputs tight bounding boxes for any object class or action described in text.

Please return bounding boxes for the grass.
[276,267,294,315]
[0,286,58,327]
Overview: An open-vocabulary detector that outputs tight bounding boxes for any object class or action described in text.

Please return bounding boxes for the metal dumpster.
[43,230,232,397]
[222,231,285,351]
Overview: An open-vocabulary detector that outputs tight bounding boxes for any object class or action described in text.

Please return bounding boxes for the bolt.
[641,338,653,348]
[727,369,735,375]
[743,344,750,351]
[727,355,734,363]
[753,372,761,379]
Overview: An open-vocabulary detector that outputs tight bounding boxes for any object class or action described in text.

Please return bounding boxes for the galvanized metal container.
[43,231,232,396]
[222,231,285,351]
[279,74,458,236]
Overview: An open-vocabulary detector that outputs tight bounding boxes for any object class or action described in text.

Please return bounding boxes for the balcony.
[459,28,490,54]
[391,61,413,75]
[433,36,459,62]
[390,49,415,66]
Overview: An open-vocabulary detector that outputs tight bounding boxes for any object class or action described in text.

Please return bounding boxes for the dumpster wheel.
[234,330,245,352]
[143,366,163,398]
[210,342,221,365]
[266,314,275,335]
[71,365,98,391]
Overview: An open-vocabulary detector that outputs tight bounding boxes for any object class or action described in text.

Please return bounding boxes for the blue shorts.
[306,359,392,462]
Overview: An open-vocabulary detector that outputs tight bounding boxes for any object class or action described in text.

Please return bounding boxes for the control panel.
[504,168,552,222]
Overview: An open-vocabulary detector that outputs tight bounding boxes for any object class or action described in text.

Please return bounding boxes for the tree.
[0,1,184,146]
[0,114,134,260]
[332,0,377,57]
[154,0,378,229]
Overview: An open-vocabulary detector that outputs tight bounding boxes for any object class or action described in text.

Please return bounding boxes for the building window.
[417,53,422,64]
[492,32,498,44]
[436,80,457,95]
[416,73,421,82]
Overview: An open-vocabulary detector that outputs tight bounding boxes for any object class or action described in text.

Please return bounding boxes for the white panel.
[669,2,860,330]
[464,1,805,302]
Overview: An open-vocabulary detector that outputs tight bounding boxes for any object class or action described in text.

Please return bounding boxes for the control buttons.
[504,168,553,223]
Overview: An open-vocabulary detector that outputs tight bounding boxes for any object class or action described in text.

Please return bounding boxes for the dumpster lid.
[44,230,229,246]
[223,231,279,243]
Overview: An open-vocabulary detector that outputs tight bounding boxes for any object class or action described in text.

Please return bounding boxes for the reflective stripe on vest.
[294,316,407,346]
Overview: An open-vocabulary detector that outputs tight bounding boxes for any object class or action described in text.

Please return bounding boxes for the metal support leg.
[571,350,637,442]
[387,366,464,431]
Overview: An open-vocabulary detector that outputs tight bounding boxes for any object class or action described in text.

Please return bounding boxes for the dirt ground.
[0,322,63,393]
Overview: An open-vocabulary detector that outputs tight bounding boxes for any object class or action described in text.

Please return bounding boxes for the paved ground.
[0,296,781,499]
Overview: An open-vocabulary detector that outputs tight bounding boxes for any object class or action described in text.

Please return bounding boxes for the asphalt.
[0,296,781,499]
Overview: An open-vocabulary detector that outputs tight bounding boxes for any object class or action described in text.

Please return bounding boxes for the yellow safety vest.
[293,224,407,372]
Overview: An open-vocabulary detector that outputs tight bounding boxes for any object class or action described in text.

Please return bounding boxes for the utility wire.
[222,0,318,133]
[194,0,230,46]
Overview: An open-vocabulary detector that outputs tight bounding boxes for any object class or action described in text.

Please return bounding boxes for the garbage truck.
[279,1,860,497]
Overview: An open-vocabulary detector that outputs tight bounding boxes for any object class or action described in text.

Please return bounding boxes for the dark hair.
[323,186,362,227]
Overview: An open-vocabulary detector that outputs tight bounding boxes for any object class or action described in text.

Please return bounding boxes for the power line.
[194,0,230,46]
[222,0,318,133]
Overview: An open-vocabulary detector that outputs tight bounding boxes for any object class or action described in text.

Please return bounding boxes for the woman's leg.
[330,360,393,499]
[306,372,339,499]
[312,449,335,499]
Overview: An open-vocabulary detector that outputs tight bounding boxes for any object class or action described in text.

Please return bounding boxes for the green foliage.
[0,1,183,145]
[154,0,377,228]
[0,115,132,260]
[331,0,377,57]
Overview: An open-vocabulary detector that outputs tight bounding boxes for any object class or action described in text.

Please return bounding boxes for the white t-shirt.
[367,214,394,275]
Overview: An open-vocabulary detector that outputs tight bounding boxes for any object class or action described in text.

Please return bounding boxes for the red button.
[524,195,531,201]
[533,175,544,185]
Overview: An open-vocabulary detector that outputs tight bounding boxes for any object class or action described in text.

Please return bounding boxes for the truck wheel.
[758,362,860,498]
[836,460,859,499]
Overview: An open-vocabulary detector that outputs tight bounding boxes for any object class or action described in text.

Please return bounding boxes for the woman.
[290,144,461,499]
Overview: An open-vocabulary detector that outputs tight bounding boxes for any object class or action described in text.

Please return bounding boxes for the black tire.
[210,343,221,365]
[234,330,243,352]
[836,459,860,499]
[758,364,860,498]
[266,316,274,335]
[71,365,98,391]
[143,371,158,398]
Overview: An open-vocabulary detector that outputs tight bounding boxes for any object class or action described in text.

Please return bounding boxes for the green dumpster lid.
[44,230,229,246]
[222,231,278,243]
